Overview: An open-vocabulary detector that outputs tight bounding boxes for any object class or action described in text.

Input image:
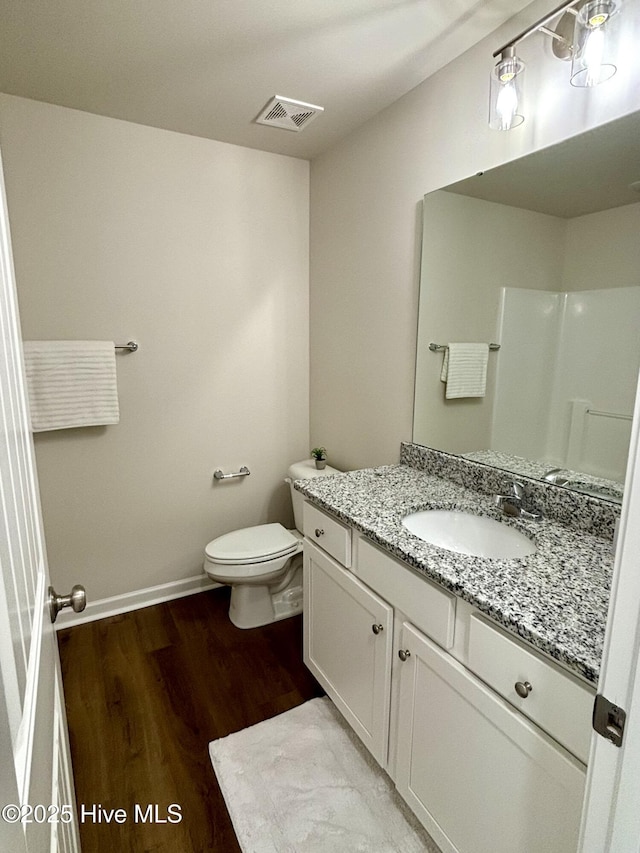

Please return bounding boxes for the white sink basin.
[402,509,536,559]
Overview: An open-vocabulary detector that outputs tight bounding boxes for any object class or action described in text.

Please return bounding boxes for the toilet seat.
[204,523,300,566]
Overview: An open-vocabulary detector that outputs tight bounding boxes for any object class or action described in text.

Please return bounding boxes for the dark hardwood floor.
[57,587,324,853]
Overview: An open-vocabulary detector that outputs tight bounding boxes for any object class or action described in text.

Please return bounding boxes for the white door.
[0,149,81,851]
[579,366,640,851]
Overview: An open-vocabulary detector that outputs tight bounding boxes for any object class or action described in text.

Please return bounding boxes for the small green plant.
[311,446,327,461]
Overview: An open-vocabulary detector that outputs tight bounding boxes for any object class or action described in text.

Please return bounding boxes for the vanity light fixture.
[489,46,526,130]
[489,0,622,130]
[570,1,619,86]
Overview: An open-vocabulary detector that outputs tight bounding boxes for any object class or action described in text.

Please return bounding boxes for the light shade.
[489,48,525,131]
[571,0,620,86]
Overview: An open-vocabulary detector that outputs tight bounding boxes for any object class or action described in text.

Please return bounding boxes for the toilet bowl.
[203,459,339,628]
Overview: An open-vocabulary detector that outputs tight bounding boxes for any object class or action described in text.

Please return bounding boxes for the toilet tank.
[286,459,341,532]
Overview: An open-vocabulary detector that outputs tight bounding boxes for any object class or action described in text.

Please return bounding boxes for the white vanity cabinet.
[302,502,592,853]
[303,539,393,765]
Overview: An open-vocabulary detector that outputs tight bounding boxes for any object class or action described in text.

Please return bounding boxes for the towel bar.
[429,342,500,352]
[213,467,251,481]
[115,341,138,352]
[586,408,632,422]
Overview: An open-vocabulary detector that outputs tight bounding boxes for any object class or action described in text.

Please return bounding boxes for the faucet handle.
[542,468,570,486]
[495,494,521,517]
[495,482,543,521]
[512,481,526,500]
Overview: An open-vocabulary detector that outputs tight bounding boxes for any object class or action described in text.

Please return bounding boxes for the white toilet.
[203,459,339,628]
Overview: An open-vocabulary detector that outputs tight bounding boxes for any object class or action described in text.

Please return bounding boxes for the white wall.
[563,203,640,292]
[310,0,640,471]
[0,95,310,602]
[414,191,565,454]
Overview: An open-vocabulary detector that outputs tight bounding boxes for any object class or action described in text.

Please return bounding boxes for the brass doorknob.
[48,584,87,624]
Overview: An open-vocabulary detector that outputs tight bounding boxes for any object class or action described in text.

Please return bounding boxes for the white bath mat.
[209,696,440,853]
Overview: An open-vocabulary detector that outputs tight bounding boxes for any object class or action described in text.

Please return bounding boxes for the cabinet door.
[303,541,393,766]
[395,622,586,853]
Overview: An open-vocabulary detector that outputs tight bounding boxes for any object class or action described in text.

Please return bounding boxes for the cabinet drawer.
[468,615,595,764]
[357,538,455,649]
[303,502,352,568]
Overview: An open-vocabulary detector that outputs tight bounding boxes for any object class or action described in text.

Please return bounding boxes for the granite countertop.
[295,464,614,685]
[463,450,624,502]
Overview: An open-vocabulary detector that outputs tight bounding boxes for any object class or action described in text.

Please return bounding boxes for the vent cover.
[256,96,324,132]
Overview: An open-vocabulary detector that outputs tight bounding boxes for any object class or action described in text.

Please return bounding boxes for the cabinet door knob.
[515,680,533,698]
[372,623,384,635]
[398,649,411,661]
[315,528,324,537]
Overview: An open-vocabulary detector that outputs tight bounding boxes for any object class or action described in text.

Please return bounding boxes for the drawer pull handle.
[372,624,384,635]
[315,528,325,537]
[515,680,533,698]
[398,649,411,661]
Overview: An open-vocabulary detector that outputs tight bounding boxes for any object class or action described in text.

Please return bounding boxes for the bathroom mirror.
[413,110,640,503]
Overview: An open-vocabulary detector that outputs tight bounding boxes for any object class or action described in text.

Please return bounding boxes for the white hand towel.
[23,340,120,431]
[440,343,489,399]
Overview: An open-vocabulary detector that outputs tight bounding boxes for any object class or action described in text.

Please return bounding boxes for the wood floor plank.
[58,587,323,852]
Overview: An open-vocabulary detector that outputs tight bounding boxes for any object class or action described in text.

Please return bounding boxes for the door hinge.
[593,693,626,747]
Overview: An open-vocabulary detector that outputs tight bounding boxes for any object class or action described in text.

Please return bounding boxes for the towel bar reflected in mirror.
[429,342,501,352]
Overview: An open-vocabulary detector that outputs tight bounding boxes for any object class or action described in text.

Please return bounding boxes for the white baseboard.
[54,574,222,629]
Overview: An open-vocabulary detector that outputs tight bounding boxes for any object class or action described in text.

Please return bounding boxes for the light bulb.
[496,81,518,130]
[583,24,605,85]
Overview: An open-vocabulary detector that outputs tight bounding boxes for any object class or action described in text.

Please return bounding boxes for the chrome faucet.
[495,481,543,521]
[542,468,571,486]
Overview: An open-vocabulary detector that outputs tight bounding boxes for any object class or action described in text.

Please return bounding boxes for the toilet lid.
[204,523,300,565]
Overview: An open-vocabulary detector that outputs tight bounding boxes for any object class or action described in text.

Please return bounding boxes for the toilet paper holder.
[213,466,251,481]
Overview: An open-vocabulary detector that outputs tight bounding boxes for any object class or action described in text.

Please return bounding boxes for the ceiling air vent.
[256,96,324,132]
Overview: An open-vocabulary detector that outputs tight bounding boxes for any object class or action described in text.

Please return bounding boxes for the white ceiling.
[0,0,533,160]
